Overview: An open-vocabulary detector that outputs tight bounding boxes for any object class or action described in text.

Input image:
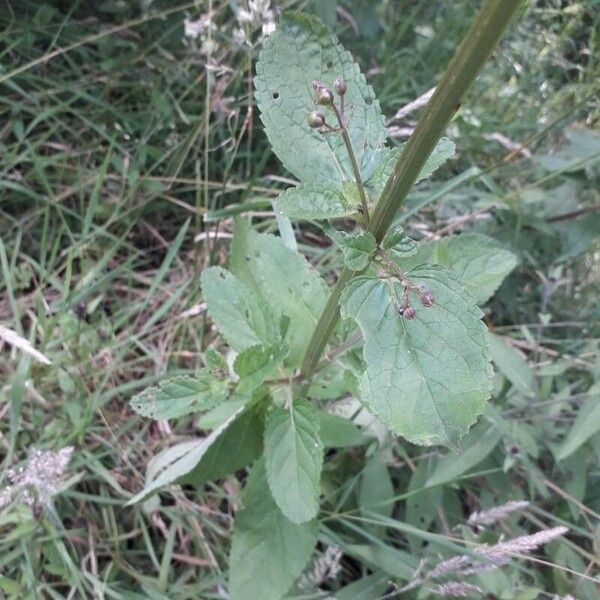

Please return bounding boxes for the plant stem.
[332,104,370,223]
[299,0,523,383]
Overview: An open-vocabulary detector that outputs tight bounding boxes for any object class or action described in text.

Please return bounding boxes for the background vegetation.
[0,0,598,598]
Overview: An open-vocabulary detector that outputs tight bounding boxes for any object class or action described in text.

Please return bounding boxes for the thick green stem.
[299,0,522,382]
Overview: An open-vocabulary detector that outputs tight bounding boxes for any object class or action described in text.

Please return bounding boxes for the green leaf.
[196,395,248,430]
[230,222,328,367]
[359,456,394,536]
[425,422,501,487]
[130,374,229,420]
[366,138,455,196]
[205,347,227,370]
[318,411,368,448]
[233,344,287,394]
[201,266,277,351]
[398,233,517,304]
[432,234,517,304]
[535,127,600,172]
[272,140,455,222]
[405,460,442,552]
[274,183,355,220]
[229,459,318,600]
[415,137,456,182]
[255,13,386,186]
[334,573,390,600]
[328,228,377,271]
[382,225,419,259]
[395,234,518,304]
[339,265,492,446]
[183,402,264,483]
[488,332,537,396]
[556,383,600,460]
[264,402,324,523]
[127,402,257,505]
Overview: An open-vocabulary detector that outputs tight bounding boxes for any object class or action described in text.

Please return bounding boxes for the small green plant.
[129,4,524,598]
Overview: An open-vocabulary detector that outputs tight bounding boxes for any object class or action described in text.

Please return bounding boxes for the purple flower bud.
[308,111,326,128]
[334,77,347,96]
[403,306,417,320]
[316,87,334,105]
[420,291,435,307]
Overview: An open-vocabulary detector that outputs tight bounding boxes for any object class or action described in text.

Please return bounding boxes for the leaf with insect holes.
[255,12,387,186]
[130,374,229,420]
[274,183,355,220]
[233,344,287,395]
[201,266,279,352]
[229,458,318,600]
[340,265,492,446]
[264,402,324,524]
[229,221,328,367]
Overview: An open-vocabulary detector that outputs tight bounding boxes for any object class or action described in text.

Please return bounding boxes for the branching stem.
[299,0,523,386]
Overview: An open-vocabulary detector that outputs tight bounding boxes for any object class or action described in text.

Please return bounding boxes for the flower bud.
[308,111,326,128]
[334,77,347,96]
[403,306,417,320]
[316,87,334,105]
[420,291,435,307]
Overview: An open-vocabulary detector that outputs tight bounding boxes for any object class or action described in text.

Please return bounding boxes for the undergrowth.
[0,1,599,598]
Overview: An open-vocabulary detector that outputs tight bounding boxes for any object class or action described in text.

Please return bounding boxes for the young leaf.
[327,228,377,271]
[255,13,386,186]
[201,266,277,351]
[229,222,328,367]
[127,402,259,505]
[264,402,324,523]
[130,374,228,420]
[382,225,419,259]
[339,265,492,446]
[229,458,318,600]
[233,344,287,394]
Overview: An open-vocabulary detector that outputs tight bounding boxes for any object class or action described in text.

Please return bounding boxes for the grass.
[1,0,599,598]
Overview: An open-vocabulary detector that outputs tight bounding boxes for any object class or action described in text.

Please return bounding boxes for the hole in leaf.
[272,91,279,99]
[326,60,333,69]
[365,97,373,105]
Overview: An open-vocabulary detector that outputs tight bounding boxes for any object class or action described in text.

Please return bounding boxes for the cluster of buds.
[307,78,347,134]
[396,284,435,320]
